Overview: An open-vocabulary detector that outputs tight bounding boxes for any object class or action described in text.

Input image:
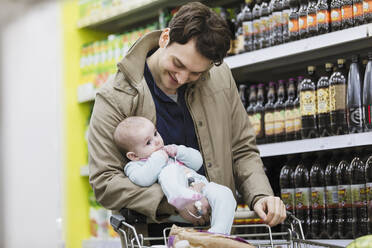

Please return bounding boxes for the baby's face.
[132,120,164,159]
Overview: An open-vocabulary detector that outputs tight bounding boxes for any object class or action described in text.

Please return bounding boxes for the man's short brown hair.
[168,2,231,66]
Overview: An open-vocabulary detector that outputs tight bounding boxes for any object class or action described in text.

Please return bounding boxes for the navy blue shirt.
[144,62,205,176]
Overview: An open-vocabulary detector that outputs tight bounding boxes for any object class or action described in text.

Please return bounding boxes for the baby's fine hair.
[113,116,150,153]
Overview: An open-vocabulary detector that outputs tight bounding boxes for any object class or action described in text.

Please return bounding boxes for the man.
[88,1,286,242]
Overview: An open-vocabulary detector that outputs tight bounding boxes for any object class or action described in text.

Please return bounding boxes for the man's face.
[132,120,164,160]
[157,38,213,95]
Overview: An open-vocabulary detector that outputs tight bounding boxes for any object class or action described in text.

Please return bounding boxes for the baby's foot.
[169,190,202,210]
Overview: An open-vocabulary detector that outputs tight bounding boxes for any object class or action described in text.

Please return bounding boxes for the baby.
[113,116,237,234]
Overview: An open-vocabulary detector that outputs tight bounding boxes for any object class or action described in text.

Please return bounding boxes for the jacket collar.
[117,30,161,87]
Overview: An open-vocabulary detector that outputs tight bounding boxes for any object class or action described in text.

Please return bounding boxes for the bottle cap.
[269,81,276,86]
[351,55,358,63]
[250,84,256,89]
[307,65,315,71]
[258,83,265,87]
[325,63,333,69]
[368,51,372,60]
[278,79,285,84]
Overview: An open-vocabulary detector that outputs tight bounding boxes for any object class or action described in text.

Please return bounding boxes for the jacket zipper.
[185,86,210,181]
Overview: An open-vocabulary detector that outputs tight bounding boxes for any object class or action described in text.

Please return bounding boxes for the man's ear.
[126,152,139,161]
[159,28,170,48]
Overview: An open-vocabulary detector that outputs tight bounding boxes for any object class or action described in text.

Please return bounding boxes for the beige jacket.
[88,30,273,222]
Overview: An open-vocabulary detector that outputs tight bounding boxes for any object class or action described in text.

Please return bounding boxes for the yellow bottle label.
[317,88,330,114]
[300,91,317,116]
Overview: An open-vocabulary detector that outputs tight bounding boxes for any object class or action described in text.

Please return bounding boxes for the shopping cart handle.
[110,214,126,232]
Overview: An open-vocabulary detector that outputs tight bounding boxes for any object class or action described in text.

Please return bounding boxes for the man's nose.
[175,70,189,85]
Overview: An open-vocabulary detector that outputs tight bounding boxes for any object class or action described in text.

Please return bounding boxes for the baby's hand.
[164,144,178,157]
[156,149,169,160]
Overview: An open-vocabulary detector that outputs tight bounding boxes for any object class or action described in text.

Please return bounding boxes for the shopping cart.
[110,210,345,248]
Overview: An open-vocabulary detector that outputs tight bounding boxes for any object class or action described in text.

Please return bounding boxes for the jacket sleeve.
[175,145,203,171]
[124,151,168,187]
[88,83,176,221]
[223,63,274,209]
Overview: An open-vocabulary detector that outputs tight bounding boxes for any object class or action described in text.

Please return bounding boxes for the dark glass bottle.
[350,156,368,238]
[253,0,263,50]
[347,55,364,133]
[341,0,354,28]
[294,76,303,139]
[285,78,296,140]
[330,0,342,31]
[235,5,245,55]
[300,66,319,139]
[307,0,318,37]
[310,156,328,238]
[280,161,296,232]
[298,0,309,39]
[220,8,236,56]
[261,0,272,48]
[242,0,254,52]
[336,156,353,239]
[294,159,312,238]
[316,0,331,34]
[289,0,300,40]
[272,0,284,45]
[365,156,372,233]
[247,84,257,131]
[254,83,266,144]
[317,63,333,137]
[282,0,291,42]
[274,80,286,142]
[265,82,276,143]
[239,84,248,108]
[353,0,364,26]
[363,52,372,131]
[329,59,349,135]
[325,155,339,239]
[364,0,372,23]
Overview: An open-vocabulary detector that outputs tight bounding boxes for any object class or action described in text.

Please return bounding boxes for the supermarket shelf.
[82,238,120,248]
[80,165,89,177]
[77,0,239,32]
[77,83,96,103]
[226,24,372,82]
[258,132,372,157]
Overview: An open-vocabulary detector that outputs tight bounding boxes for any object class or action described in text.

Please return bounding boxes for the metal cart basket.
[110,210,345,248]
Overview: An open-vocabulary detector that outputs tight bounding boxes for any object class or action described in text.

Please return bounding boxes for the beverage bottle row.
[279,151,372,239]
[239,52,372,144]
[230,0,372,54]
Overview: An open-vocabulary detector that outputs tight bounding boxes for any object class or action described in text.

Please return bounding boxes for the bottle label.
[253,19,261,35]
[338,184,352,208]
[281,188,295,211]
[260,16,270,32]
[273,11,282,28]
[295,187,311,210]
[235,35,245,54]
[243,21,253,37]
[364,105,372,125]
[329,84,346,111]
[364,0,372,14]
[252,113,262,136]
[307,13,317,28]
[311,186,326,209]
[285,109,295,132]
[264,112,274,135]
[282,9,290,25]
[300,91,317,116]
[326,185,338,208]
[348,107,363,126]
[293,107,302,131]
[274,110,285,134]
[299,15,308,31]
[342,5,353,20]
[317,9,330,24]
[351,184,366,207]
[331,8,342,22]
[366,182,372,202]
[353,2,364,17]
[289,18,299,33]
[317,88,330,114]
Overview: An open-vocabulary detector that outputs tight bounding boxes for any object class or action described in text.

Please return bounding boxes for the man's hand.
[178,197,210,226]
[164,145,178,157]
[253,196,286,227]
